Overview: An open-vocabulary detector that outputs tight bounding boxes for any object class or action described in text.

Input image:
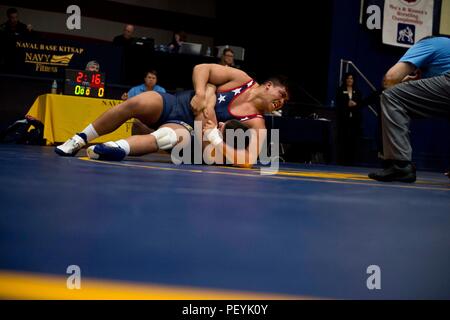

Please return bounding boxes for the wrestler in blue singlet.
[154,79,263,132]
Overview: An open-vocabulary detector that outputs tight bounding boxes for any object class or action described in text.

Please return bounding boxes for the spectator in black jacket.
[0,7,32,38]
[336,72,363,166]
[0,8,33,70]
[167,30,187,53]
[113,24,135,47]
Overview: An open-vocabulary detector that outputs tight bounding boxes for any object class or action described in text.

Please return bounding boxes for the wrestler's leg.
[131,119,154,135]
[86,123,191,160]
[92,91,163,136]
[55,91,163,156]
[125,123,191,156]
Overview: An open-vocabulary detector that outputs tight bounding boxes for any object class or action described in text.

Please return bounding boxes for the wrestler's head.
[259,75,290,113]
[220,120,250,149]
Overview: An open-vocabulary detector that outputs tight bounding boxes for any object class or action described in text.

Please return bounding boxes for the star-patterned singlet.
[214,79,264,122]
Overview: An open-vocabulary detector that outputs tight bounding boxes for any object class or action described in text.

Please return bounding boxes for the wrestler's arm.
[192,84,218,150]
[191,83,218,120]
[191,64,254,162]
[191,63,251,114]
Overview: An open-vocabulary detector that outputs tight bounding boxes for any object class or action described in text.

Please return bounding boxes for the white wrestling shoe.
[54,133,87,157]
[86,142,127,161]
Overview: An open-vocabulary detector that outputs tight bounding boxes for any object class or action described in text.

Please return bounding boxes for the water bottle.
[330,100,335,108]
[51,80,58,94]
[206,47,211,56]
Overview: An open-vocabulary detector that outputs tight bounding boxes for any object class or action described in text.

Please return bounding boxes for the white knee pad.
[151,127,178,150]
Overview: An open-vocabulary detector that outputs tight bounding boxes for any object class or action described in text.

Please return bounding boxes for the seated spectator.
[219,48,235,67]
[121,70,166,100]
[121,70,167,135]
[0,7,32,38]
[85,60,100,72]
[113,24,135,46]
[167,30,187,53]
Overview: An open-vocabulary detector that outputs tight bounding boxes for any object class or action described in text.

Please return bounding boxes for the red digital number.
[76,72,83,83]
[91,74,101,85]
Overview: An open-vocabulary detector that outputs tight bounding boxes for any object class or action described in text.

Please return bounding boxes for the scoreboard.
[64,69,106,98]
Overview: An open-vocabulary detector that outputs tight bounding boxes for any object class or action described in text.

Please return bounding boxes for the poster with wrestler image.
[382,0,434,47]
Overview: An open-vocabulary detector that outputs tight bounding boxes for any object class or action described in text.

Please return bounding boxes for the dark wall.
[327,0,404,102]
[0,75,50,130]
[216,0,334,105]
[0,0,217,37]
[1,0,334,104]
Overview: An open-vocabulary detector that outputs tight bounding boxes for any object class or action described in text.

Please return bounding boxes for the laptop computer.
[179,42,202,55]
[133,37,155,51]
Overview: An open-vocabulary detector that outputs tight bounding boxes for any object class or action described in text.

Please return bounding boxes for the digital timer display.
[64,69,106,98]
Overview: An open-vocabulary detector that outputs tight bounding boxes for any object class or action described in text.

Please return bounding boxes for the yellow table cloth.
[26,94,133,145]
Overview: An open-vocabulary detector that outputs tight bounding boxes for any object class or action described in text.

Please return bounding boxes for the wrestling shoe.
[86,142,126,161]
[368,161,416,183]
[55,133,87,156]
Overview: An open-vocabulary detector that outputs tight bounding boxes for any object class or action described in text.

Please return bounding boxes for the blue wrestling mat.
[0,145,449,299]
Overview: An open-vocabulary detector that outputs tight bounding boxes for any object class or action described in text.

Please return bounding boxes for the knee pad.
[150,127,178,150]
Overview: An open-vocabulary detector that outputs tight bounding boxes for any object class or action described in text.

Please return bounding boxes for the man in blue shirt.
[369,36,450,183]
[120,70,167,134]
[122,70,166,100]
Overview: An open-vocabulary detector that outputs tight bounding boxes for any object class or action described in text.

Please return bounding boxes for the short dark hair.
[173,30,187,42]
[340,72,357,88]
[145,70,158,77]
[222,48,234,56]
[263,75,290,99]
[419,35,436,42]
[223,120,249,149]
[224,119,248,131]
[7,8,18,17]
